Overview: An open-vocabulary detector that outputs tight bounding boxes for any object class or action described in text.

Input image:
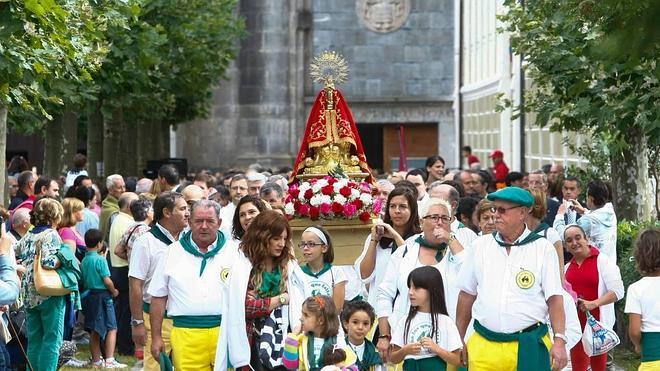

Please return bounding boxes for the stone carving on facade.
[356,0,411,33]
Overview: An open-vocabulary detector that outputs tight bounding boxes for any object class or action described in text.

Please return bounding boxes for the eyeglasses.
[423,214,452,224]
[298,241,325,249]
[490,205,522,214]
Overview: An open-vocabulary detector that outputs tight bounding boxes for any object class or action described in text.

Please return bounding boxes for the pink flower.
[299,204,310,216]
[308,178,318,184]
[320,203,332,215]
[372,198,383,214]
[343,203,357,217]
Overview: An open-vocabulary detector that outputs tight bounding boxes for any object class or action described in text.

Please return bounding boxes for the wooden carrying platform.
[289,217,375,265]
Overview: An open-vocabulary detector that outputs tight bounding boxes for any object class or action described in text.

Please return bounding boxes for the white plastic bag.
[581,311,620,356]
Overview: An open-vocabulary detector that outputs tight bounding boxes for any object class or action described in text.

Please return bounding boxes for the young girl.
[341,301,383,371]
[625,228,660,370]
[390,266,462,370]
[299,226,347,310]
[283,296,356,370]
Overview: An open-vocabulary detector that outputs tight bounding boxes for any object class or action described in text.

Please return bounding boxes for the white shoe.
[65,358,89,368]
[104,358,128,369]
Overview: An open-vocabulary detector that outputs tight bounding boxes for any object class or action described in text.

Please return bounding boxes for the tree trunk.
[62,110,78,173]
[103,106,123,177]
[87,100,104,179]
[158,121,170,159]
[0,105,7,205]
[124,121,138,177]
[43,114,64,179]
[611,132,653,221]
[136,120,153,174]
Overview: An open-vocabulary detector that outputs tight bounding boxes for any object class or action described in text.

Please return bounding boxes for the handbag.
[581,311,620,356]
[33,239,70,296]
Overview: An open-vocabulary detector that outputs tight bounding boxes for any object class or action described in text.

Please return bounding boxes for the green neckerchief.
[345,337,382,370]
[474,320,550,371]
[531,222,551,235]
[307,335,336,370]
[491,230,543,248]
[149,225,174,246]
[402,356,446,371]
[641,332,660,362]
[415,235,447,262]
[301,262,332,278]
[259,266,282,297]
[457,221,466,228]
[179,230,225,276]
[159,352,173,371]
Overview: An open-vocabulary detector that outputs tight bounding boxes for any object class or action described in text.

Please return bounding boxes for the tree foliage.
[499,0,659,152]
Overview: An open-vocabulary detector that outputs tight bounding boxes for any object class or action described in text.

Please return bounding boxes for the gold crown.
[309,51,349,88]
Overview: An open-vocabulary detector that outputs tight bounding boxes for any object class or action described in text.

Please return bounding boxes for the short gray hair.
[106,174,123,190]
[260,182,283,199]
[190,199,221,219]
[12,208,31,226]
[427,180,444,193]
[530,169,548,184]
[420,197,453,218]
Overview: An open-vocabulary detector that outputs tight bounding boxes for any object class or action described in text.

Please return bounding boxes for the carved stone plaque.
[356,0,411,33]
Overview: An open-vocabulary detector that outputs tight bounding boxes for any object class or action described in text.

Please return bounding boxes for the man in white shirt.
[148,200,236,370]
[405,169,429,206]
[456,187,568,371]
[219,174,248,236]
[129,192,189,371]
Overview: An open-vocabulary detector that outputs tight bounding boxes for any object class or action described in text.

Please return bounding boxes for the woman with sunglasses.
[355,187,421,312]
[376,197,466,363]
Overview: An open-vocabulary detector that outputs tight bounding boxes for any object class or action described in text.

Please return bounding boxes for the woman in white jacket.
[215,211,307,371]
[375,198,466,363]
[354,187,421,311]
[563,224,624,371]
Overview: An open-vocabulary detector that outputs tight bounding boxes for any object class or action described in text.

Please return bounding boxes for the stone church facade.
[176,0,456,173]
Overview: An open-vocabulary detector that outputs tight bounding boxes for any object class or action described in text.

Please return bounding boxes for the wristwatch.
[130,319,144,326]
[554,333,568,343]
[279,294,287,305]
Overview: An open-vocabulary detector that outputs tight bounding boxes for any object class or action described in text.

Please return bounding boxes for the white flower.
[284,202,295,215]
[350,188,360,200]
[310,194,323,207]
[311,183,323,193]
[320,195,332,205]
[359,193,373,205]
[337,179,349,188]
[333,182,343,193]
[333,194,347,204]
[316,179,328,187]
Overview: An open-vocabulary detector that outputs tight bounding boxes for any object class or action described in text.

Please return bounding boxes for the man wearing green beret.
[455,187,568,371]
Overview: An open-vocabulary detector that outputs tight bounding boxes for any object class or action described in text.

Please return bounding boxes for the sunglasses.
[490,205,522,214]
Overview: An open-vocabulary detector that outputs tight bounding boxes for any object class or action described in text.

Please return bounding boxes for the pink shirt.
[59,227,85,247]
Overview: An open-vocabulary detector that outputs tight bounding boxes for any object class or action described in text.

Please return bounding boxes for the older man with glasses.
[456,187,568,371]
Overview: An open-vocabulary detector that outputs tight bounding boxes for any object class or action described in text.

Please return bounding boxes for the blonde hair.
[529,189,547,220]
[60,197,85,228]
[31,198,64,227]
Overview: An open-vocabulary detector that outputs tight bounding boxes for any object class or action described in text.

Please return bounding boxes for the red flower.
[294,202,302,211]
[304,189,314,200]
[299,204,310,216]
[339,186,352,197]
[308,178,318,184]
[352,199,364,209]
[327,177,337,185]
[320,203,332,215]
[359,211,371,222]
[290,189,300,199]
[332,202,344,214]
[321,185,334,195]
[309,206,320,220]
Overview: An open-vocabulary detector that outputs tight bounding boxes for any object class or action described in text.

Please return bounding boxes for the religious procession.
[1,1,658,371]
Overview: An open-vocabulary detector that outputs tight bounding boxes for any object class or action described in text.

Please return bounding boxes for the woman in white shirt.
[354,187,421,312]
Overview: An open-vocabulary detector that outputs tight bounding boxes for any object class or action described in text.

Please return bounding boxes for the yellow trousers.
[639,360,660,370]
[466,330,552,371]
[170,326,220,371]
[143,311,173,371]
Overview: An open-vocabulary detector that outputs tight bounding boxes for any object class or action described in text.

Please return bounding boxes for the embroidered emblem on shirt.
[220,267,230,283]
[515,269,535,289]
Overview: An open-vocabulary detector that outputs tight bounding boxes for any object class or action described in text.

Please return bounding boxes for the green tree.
[0,0,101,202]
[499,0,659,221]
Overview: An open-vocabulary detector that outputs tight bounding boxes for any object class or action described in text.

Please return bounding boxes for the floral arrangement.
[284,176,381,222]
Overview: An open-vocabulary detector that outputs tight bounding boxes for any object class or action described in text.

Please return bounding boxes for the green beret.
[487,187,534,207]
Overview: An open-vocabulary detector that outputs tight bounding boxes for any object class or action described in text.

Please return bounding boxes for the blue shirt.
[81,251,110,290]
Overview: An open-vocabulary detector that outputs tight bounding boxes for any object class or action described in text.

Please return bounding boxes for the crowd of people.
[0,151,658,371]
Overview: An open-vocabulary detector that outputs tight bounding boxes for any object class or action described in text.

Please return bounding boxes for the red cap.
[489,149,504,158]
